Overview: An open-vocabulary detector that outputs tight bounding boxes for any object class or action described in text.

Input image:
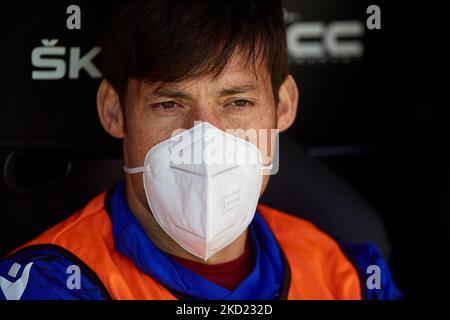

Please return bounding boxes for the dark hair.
[102,0,288,106]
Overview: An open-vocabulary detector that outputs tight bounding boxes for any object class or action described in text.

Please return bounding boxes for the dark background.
[0,0,447,299]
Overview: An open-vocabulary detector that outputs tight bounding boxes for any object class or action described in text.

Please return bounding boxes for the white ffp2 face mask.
[124,122,263,261]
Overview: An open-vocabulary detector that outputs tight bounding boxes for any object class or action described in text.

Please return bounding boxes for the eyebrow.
[218,83,259,97]
[150,83,259,100]
[152,87,192,100]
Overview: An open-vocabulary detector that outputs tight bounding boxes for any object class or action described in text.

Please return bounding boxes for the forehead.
[139,50,271,94]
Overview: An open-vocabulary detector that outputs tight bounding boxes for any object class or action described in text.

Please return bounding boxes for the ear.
[96,79,125,138]
[276,75,299,133]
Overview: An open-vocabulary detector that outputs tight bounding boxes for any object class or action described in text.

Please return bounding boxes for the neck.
[124,176,248,265]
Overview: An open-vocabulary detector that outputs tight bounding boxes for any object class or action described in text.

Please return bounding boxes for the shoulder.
[0,244,110,300]
[257,204,403,300]
[257,203,341,252]
[1,192,112,300]
[12,192,111,253]
[339,241,404,300]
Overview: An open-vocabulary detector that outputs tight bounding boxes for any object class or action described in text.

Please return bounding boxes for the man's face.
[122,53,278,210]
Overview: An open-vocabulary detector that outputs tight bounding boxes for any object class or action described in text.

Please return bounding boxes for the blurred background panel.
[0,0,118,154]
[0,0,448,298]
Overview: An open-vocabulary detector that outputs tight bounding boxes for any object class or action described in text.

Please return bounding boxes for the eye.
[152,101,182,110]
[230,99,253,107]
[160,101,176,109]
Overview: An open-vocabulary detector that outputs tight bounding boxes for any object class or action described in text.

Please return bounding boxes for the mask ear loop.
[123,165,148,174]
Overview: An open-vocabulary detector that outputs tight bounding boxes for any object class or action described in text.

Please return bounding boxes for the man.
[0,0,401,300]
